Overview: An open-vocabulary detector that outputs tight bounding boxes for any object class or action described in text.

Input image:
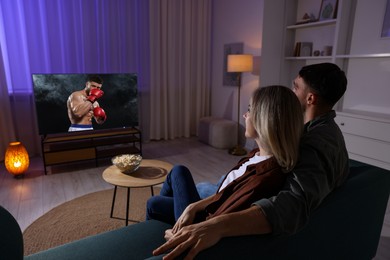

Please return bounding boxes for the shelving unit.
[261,0,390,170]
[41,127,142,174]
[286,19,337,59]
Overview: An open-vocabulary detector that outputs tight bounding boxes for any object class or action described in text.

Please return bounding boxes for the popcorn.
[112,154,142,173]
[113,154,141,166]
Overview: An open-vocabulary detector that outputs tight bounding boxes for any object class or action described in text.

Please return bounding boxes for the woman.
[146,85,303,231]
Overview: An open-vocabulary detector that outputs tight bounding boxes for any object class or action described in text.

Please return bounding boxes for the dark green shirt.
[254,110,349,236]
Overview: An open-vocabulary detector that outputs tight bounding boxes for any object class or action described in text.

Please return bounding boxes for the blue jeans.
[146,165,201,225]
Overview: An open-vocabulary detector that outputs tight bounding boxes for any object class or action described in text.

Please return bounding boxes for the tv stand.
[41,127,142,174]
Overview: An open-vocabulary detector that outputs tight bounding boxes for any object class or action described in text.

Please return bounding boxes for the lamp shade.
[227,54,253,72]
[5,142,29,177]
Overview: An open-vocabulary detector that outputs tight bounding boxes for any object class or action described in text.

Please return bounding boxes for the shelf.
[41,127,142,174]
[335,53,390,59]
[285,56,332,60]
[43,139,93,152]
[285,53,390,60]
[93,135,140,146]
[44,128,140,142]
[96,145,141,158]
[286,19,337,30]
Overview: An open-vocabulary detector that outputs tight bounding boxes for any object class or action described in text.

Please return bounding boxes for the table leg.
[150,186,154,196]
[110,186,118,218]
[126,187,130,226]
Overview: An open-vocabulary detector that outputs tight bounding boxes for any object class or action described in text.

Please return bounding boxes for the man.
[67,75,107,132]
[152,63,349,259]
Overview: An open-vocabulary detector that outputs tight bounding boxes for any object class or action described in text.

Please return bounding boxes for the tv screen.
[32,73,138,135]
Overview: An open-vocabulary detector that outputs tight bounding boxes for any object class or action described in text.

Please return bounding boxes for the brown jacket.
[205,149,285,219]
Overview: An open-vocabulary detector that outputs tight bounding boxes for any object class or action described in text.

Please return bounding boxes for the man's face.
[85,81,103,95]
[292,75,309,112]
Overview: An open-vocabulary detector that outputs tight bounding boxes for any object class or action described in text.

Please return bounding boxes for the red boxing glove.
[87,88,104,103]
[93,107,107,124]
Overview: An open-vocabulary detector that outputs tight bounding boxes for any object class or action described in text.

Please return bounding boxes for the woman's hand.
[153,206,272,260]
[172,204,198,234]
[172,196,215,234]
[164,229,174,241]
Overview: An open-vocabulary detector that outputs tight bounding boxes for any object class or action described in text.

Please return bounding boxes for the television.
[32,73,138,136]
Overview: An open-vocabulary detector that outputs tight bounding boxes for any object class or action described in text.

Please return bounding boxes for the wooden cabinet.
[261,0,390,170]
[41,127,142,174]
[334,113,390,170]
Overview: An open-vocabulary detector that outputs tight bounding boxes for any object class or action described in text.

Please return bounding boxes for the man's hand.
[153,206,272,260]
[87,88,104,102]
[153,220,222,260]
[93,107,107,124]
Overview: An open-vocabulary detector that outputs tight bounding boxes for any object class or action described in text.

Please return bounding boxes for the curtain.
[0,2,18,159]
[0,41,16,160]
[0,0,211,158]
[149,0,211,140]
[0,0,149,158]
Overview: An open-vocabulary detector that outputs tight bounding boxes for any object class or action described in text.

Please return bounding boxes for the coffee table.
[102,159,173,225]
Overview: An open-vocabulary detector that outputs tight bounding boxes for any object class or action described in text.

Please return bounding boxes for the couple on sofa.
[146,62,349,259]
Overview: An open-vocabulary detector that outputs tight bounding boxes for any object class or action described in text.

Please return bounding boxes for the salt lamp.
[4,142,29,178]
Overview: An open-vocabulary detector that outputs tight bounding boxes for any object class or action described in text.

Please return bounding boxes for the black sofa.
[1,160,390,259]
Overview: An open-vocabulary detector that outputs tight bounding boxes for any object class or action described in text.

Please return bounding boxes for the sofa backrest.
[286,161,390,259]
[194,160,390,259]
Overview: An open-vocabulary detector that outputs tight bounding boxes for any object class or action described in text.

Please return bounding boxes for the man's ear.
[307,92,318,105]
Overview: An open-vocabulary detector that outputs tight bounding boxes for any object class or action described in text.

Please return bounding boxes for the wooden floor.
[0,137,389,259]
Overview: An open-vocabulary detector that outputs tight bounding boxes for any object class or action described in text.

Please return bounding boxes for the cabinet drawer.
[44,148,96,165]
[342,133,390,165]
[335,114,390,143]
[335,113,390,170]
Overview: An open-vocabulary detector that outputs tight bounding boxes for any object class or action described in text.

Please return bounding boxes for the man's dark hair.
[299,63,347,106]
[87,74,103,84]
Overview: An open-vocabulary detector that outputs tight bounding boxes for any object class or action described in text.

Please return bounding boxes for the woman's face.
[243,104,257,139]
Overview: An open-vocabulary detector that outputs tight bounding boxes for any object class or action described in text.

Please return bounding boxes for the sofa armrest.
[25,220,172,260]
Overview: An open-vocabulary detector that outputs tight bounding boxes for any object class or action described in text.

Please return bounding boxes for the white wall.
[211,0,264,149]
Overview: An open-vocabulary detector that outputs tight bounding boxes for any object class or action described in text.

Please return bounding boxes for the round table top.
[102,159,173,188]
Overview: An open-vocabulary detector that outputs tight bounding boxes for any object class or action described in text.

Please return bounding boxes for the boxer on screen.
[67,75,107,132]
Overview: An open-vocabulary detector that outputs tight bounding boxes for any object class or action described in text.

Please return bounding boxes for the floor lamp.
[227,54,253,156]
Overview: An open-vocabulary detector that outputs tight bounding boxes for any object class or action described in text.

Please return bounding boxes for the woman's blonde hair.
[250,85,303,172]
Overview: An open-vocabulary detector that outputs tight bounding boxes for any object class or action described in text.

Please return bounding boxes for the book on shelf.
[293,42,313,57]
[293,42,301,57]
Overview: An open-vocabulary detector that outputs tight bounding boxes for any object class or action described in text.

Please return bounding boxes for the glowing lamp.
[5,142,29,178]
[227,54,253,156]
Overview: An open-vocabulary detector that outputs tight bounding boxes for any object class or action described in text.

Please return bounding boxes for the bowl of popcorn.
[111,154,142,174]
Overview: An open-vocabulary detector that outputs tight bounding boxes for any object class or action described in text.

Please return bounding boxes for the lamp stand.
[228,73,247,156]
